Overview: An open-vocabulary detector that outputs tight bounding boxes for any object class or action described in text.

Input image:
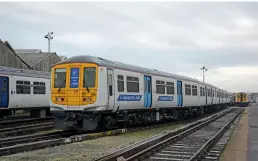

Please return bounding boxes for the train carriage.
[235,92,249,107]
[0,66,51,117]
[50,55,231,131]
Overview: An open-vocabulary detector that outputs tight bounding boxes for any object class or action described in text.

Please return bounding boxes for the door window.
[108,74,113,96]
[3,80,7,92]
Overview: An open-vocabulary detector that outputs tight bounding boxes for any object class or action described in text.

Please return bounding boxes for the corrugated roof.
[16,52,55,67]
[59,56,67,60]
[1,40,31,69]
[15,49,42,54]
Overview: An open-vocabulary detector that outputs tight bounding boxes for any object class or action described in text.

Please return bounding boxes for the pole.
[203,70,205,83]
[45,32,54,52]
[48,39,50,53]
[200,66,208,83]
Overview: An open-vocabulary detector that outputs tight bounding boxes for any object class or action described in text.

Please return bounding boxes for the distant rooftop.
[15,49,42,54]
[16,52,56,67]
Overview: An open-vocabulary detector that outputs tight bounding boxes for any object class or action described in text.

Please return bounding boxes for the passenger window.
[156,80,165,94]
[166,82,174,95]
[117,75,124,92]
[33,82,46,94]
[192,85,197,96]
[127,76,139,93]
[16,81,31,94]
[185,84,191,95]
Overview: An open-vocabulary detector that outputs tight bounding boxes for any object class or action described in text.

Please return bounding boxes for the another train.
[235,92,249,107]
[50,55,231,131]
[0,66,51,117]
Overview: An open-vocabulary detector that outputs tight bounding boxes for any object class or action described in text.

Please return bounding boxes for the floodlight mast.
[44,32,54,52]
[200,66,208,83]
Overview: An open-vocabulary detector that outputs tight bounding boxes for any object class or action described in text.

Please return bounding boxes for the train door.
[0,77,9,108]
[211,88,213,104]
[177,81,183,107]
[107,69,115,110]
[205,86,208,105]
[144,75,152,108]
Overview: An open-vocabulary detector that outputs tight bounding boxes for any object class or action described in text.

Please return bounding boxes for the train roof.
[0,66,51,79]
[56,55,226,92]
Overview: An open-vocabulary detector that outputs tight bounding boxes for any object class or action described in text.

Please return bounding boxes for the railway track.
[0,122,55,138]
[96,107,243,161]
[0,107,231,157]
[0,117,54,128]
[0,117,55,138]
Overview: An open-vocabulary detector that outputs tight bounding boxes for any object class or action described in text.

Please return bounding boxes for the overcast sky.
[0,2,258,93]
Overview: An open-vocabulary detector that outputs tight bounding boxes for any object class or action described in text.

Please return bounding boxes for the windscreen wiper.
[58,79,66,92]
[85,84,90,92]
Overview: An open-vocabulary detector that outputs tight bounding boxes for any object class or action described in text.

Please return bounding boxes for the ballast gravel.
[0,123,183,161]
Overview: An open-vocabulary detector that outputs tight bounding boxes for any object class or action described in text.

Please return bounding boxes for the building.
[15,50,62,72]
[0,40,30,69]
[0,39,65,72]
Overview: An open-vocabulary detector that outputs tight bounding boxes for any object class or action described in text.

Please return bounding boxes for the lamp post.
[44,32,54,52]
[200,66,208,83]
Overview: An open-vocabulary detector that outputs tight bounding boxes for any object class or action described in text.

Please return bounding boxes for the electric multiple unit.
[235,92,249,107]
[50,55,231,131]
[0,66,51,117]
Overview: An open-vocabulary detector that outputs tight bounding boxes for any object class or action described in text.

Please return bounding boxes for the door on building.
[177,81,183,107]
[0,77,9,108]
[107,69,115,110]
[144,75,152,108]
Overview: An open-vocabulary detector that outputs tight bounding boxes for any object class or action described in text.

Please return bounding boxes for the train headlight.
[56,97,63,102]
[83,97,91,102]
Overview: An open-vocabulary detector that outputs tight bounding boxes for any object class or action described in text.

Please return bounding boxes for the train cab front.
[50,61,99,131]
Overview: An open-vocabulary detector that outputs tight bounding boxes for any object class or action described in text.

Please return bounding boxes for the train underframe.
[51,103,230,131]
[236,102,249,107]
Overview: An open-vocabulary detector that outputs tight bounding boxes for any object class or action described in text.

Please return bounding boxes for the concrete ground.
[220,105,258,161]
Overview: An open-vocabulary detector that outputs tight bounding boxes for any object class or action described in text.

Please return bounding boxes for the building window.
[185,84,191,95]
[16,81,31,94]
[166,82,174,94]
[127,76,139,92]
[192,85,198,96]
[33,82,46,94]
[156,80,165,94]
[117,75,124,92]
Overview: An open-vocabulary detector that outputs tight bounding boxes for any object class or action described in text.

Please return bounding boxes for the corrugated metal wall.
[0,41,29,69]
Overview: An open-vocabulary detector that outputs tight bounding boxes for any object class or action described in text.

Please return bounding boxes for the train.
[235,92,249,107]
[0,66,51,117]
[50,55,231,131]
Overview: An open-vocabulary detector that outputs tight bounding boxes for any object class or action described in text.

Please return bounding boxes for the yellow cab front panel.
[236,93,241,103]
[51,63,98,107]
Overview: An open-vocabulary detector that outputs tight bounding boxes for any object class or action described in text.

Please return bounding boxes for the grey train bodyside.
[0,66,51,117]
